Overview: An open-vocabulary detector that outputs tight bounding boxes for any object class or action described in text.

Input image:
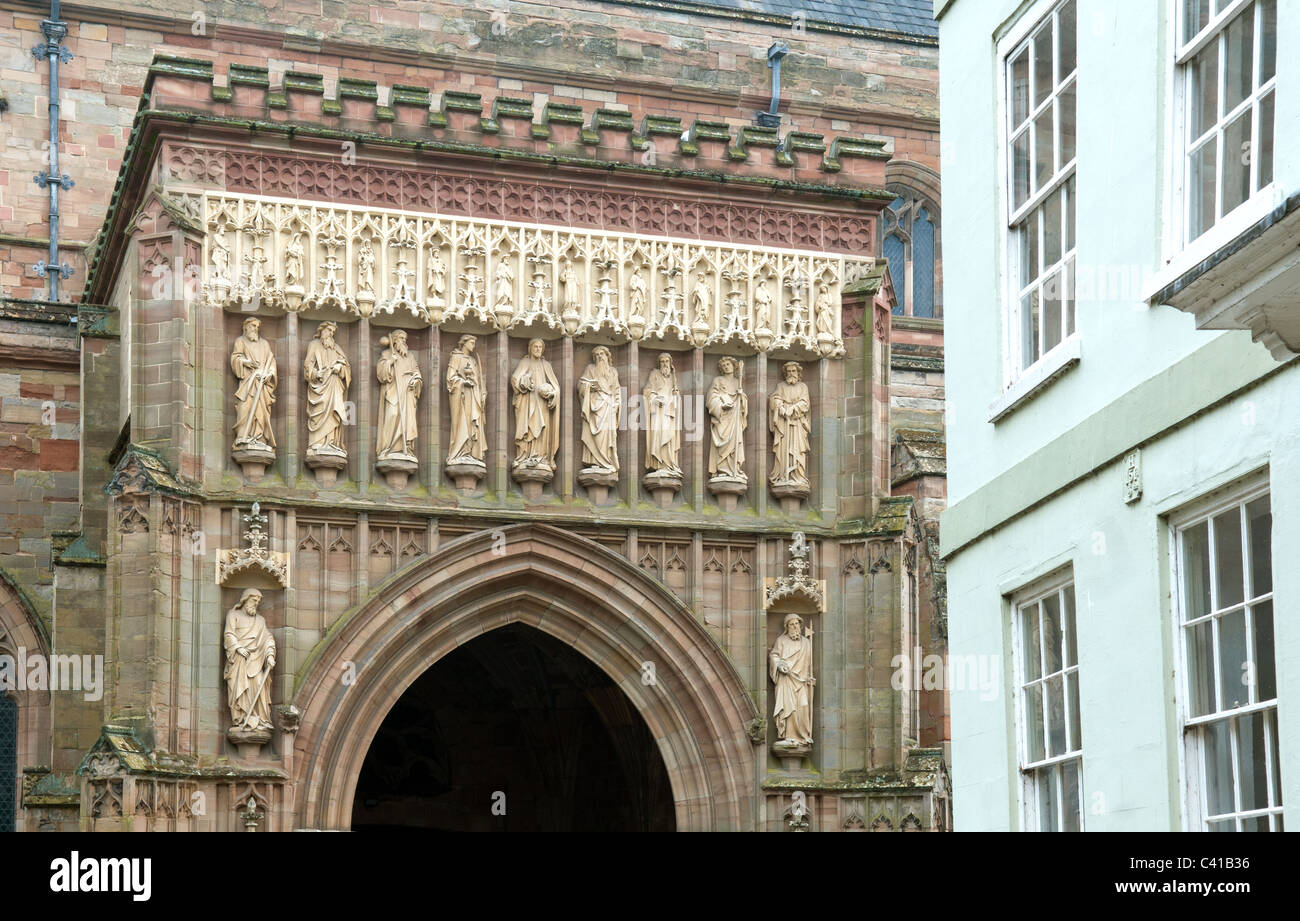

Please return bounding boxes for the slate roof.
[660,0,938,39]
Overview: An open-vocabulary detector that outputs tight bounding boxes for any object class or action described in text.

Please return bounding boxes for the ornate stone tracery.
[200,195,856,358]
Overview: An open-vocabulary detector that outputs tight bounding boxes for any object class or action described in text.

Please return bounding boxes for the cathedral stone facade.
[0,0,946,831]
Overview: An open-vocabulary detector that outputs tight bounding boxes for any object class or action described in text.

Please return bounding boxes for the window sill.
[1143,186,1282,305]
[1146,189,1300,361]
[987,335,1082,424]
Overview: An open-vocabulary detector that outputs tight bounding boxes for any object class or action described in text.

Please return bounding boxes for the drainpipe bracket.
[33,171,74,191]
[33,261,75,280]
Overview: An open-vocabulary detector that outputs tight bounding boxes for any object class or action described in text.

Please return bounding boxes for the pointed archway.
[291,524,759,831]
[350,623,676,831]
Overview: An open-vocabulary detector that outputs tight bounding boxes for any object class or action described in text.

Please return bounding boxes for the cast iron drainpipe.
[32,0,75,301]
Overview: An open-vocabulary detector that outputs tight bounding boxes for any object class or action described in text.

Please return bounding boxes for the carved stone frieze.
[199,194,861,358]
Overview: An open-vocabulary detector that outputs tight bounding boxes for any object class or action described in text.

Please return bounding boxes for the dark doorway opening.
[351,623,675,831]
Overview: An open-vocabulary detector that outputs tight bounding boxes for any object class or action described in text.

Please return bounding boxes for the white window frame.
[1169,473,1283,832]
[997,0,1079,391]
[1152,0,1280,297]
[1011,570,1085,832]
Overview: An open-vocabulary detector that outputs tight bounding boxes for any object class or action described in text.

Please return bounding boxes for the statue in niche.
[628,266,648,318]
[230,316,278,454]
[769,361,811,491]
[303,321,351,461]
[770,612,815,753]
[446,334,486,466]
[578,346,621,474]
[284,232,305,289]
[643,352,681,475]
[559,257,581,314]
[754,276,774,331]
[814,280,835,338]
[427,250,447,304]
[358,238,376,296]
[691,271,712,325]
[211,233,231,282]
[494,256,515,310]
[511,338,560,472]
[224,588,276,743]
[375,329,422,462]
[706,355,747,481]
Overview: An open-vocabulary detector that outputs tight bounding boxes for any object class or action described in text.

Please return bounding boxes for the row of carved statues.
[202,196,851,357]
[230,316,814,505]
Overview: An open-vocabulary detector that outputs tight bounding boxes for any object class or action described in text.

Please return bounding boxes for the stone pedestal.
[771,480,810,515]
[643,470,682,508]
[578,467,618,505]
[228,726,272,761]
[232,443,275,482]
[446,458,487,494]
[708,475,747,512]
[376,453,418,489]
[305,448,347,487]
[773,740,812,772]
[512,462,554,501]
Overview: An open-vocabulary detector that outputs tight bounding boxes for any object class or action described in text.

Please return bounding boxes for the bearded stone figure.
[445,334,487,491]
[303,321,351,483]
[770,361,812,504]
[578,346,620,474]
[511,339,560,490]
[225,588,276,749]
[230,317,277,479]
[706,356,747,508]
[770,612,815,755]
[642,352,683,506]
[375,329,422,487]
[643,353,681,475]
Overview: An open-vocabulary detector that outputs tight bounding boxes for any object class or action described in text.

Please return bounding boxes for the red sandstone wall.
[0,0,938,301]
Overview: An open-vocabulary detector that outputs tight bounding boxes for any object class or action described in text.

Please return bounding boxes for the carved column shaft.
[283,312,300,481]
[493,329,510,495]
[692,348,705,513]
[356,318,373,491]
[625,339,639,505]
[755,357,768,517]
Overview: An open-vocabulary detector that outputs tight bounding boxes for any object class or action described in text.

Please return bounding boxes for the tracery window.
[881,191,940,318]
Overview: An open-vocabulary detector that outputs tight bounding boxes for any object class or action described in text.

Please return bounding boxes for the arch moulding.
[290,524,760,831]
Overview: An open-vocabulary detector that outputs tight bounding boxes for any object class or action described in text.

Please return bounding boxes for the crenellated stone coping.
[146,55,891,185]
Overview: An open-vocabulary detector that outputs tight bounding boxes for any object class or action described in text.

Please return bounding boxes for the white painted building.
[937,0,1297,830]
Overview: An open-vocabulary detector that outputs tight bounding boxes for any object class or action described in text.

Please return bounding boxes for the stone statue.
[643,352,681,475]
[770,612,815,753]
[427,250,447,303]
[706,355,747,480]
[230,317,277,457]
[303,322,351,478]
[628,266,647,318]
[285,232,305,289]
[511,338,560,473]
[375,329,422,483]
[446,334,486,466]
[754,276,774,331]
[814,281,835,338]
[559,257,580,314]
[494,257,514,311]
[358,238,376,295]
[691,271,712,324]
[769,361,811,492]
[224,588,276,745]
[211,233,231,282]
[578,346,620,474]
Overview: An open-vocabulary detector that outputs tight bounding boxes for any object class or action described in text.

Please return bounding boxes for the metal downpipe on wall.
[31,0,75,302]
